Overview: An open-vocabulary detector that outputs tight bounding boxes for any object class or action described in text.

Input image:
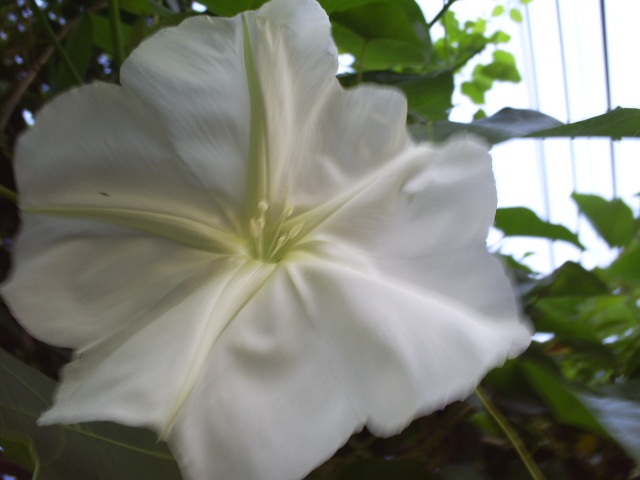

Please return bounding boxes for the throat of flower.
[247,200,303,263]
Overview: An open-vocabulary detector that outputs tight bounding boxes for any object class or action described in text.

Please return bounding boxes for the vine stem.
[108,0,126,72]
[475,385,547,480]
[29,0,83,86]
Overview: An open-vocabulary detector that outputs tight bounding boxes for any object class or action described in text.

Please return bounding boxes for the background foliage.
[1,0,639,478]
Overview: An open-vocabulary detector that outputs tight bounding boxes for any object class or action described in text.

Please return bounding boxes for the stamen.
[249,218,259,238]
[258,200,269,212]
[289,223,304,239]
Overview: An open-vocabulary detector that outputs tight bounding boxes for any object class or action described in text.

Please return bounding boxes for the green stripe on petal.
[24,206,241,255]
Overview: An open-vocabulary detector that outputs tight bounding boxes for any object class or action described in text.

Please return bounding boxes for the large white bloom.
[2,0,531,478]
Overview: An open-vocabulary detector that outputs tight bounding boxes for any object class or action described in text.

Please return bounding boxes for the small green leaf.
[510,8,523,23]
[480,50,521,82]
[473,109,487,120]
[520,0,534,4]
[494,207,584,249]
[527,107,640,140]
[492,6,504,16]
[461,81,485,104]
[119,0,153,15]
[572,193,636,248]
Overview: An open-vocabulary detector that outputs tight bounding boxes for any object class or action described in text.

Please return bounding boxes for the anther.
[258,200,269,212]
[284,205,294,217]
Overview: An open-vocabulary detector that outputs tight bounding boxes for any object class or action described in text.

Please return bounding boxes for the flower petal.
[304,135,531,347]
[166,253,528,480]
[2,215,215,349]
[34,254,277,439]
[15,83,236,235]
[311,136,498,256]
[120,14,251,210]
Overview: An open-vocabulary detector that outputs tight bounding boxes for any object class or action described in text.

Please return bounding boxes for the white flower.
[2,0,531,478]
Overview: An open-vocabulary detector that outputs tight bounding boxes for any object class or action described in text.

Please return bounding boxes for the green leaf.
[577,381,640,463]
[520,361,608,436]
[607,240,640,285]
[339,70,453,121]
[492,6,504,17]
[480,50,521,82]
[54,12,93,93]
[330,2,428,70]
[494,207,584,249]
[119,0,153,15]
[409,108,563,145]
[509,8,523,23]
[527,107,640,140]
[533,261,610,298]
[90,14,133,55]
[0,348,182,480]
[571,193,636,248]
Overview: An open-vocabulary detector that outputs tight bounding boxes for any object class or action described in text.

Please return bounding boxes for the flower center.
[247,200,303,263]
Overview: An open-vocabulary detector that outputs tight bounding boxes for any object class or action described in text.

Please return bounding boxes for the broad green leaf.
[494,207,584,249]
[0,348,182,480]
[532,261,609,298]
[572,193,636,248]
[577,381,640,463]
[54,12,92,93]
[520,361,608,436]
[409,108,563,145]
[339,70,453,121]
[330,2,428,70]
[0,434,39,473]
[90,14,133,55]
[527,108,640,140]
[492,6,504,16]
[337,458,434,480]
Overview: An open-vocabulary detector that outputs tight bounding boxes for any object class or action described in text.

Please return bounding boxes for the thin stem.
[0,185,17,204]
[428,0,458,28]
[29,0,83,85]
[476,385,547,480]
[108,0,126,71]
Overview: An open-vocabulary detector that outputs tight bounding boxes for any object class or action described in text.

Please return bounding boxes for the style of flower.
[2,0,531,478]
